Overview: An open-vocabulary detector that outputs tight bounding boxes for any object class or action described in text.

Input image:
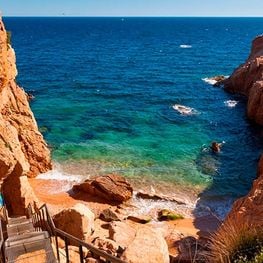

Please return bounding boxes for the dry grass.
[208,221,263,263]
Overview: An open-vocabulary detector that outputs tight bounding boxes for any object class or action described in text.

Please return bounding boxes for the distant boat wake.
[180,44,192,49]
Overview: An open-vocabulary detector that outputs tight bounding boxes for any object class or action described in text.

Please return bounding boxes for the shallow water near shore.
[5,17,263,218]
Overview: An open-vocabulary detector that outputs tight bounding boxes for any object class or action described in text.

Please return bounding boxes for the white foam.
[131,192,195,219]
[202,77,218,85]
[172,104,198,115]
[37,169,83,183]
[180,44,192,49]
[202,76,229,86]
[224,100,238,108]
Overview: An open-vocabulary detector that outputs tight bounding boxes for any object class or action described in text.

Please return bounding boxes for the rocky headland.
[221,35,263,228]
[224,35,263,125]
[207,36,263,262]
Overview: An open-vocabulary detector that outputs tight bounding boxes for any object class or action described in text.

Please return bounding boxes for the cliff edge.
[224,35,263,125]
[211,36,263,261]
[225,155,263,227]
[0,17,52,214]
[223,36,263,226]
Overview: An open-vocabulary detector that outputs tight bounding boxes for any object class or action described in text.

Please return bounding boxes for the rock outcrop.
[53,204,95,242]
[2,162,39,215]
[211,36,263,260]
[109,221,136,249]
[224,35,263,125]
[220,36,263,227]
[225,155,263,227]
[73,174,133,203]
[93,237,122,257]
[120,227,170,263]
[0,17,52,180]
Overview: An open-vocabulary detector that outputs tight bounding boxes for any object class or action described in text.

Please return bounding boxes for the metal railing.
[27,203,126,263]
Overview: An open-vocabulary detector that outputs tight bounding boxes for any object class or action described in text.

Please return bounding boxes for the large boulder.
[73,174,133,203]
[224,35,263,125]
[109,221,136,249]
[121,227,170,263]
[53,204,95,241]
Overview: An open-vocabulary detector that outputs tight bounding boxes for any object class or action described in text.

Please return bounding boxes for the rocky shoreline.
[1,14,263,262]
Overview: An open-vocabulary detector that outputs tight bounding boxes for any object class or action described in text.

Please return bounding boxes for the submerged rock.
[202,75,228,86]
[127,215,152,224]
[211,142,222,153]
[136,191,186,205]
[157,209,184,221]
[73,174,133,203]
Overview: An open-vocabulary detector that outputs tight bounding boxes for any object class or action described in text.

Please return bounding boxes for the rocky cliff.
[224,35,263,125]
[210,36,263,261]
[0,17,52,214]
[222,36,263,226]
[225,155,263,227]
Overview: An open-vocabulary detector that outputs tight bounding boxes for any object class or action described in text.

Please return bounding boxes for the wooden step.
[5,238,57,263]
[8,217,32,225]
[5,231,50,247]
[7,222,35,237]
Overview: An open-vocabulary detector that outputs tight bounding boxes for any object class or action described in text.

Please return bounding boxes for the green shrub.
[6,31,11,46]
[232,240,263,263]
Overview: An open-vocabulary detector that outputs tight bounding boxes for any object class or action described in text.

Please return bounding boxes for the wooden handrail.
[27,203,126,263]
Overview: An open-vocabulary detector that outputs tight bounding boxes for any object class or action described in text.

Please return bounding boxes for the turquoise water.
[5,18,263,210]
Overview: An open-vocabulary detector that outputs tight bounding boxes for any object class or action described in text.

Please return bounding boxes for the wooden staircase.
[0,203,126,263]
[2,215,56,262]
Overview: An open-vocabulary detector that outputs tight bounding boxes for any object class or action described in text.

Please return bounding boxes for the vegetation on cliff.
[210,222,263,263]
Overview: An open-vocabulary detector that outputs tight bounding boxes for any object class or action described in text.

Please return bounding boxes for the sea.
[4,17,263,218]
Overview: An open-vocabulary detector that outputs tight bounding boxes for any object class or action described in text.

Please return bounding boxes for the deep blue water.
[4,17,263,212]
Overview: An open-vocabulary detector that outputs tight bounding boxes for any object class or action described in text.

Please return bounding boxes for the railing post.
[55,233,60,262]
[41,209,45,230]
[79,245,84,263]
[65,236,69,263]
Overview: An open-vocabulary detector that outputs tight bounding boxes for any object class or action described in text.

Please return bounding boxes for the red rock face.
[225,155,263,227]
[0,17,52,180]
[222,36,263,227]
[224,35,263,124]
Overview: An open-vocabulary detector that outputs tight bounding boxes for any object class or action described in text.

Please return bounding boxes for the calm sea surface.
[4,17,263,216]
